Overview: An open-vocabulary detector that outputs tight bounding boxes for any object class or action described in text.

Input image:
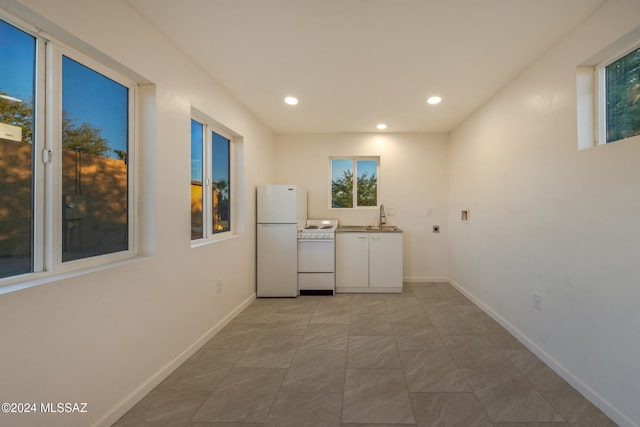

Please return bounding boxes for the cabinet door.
[336,233,369,288]
[369,233,403,289]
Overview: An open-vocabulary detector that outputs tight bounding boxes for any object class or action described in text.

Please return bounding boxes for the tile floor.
[113,282,617,427]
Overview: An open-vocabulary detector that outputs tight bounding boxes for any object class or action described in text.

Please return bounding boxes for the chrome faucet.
[379,204,386,228]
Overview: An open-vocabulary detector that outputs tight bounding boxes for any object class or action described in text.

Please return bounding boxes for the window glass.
[191,119,204,240]
[605,47,640,143]
[212,131,230,234]
[331,157,379,208]
[331,158,354,208]
[0,19,36,278]
[356,159,377,206]
[61,56,129,261]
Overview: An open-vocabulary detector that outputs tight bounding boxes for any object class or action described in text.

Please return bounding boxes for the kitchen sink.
[368,225,401,231]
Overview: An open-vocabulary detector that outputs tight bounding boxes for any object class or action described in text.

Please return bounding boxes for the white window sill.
[191,233,242,249]
[0,256,150,296]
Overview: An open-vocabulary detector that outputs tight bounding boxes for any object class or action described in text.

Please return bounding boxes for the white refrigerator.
[256,185,307,297]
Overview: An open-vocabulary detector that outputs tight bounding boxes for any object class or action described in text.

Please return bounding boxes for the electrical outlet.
[216,279,223,293]
[533,294,542,312]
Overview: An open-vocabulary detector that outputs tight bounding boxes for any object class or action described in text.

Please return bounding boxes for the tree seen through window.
[605,46,640,143]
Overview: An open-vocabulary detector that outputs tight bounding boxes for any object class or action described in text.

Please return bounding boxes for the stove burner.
[303,225,335,230]
[302,219,339,233]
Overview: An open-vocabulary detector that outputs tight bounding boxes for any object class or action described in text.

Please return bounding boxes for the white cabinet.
[336,233,369,289]
[369,233,403,289]
[336,232,403,293]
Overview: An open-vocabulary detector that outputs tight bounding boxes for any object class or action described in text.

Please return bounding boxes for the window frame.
[0,12,139,287]
[595,41,640,146]
[329,156,380,209]
[191,110,236,245]
[51,45,138,272]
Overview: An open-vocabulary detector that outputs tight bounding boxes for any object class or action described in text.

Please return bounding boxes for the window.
[0,16,137,282]
[212,132,231,234]
[191,113,234,242]
[331,157,379,208]
[61,56,130,261]
[598,44,640,144]
[191,120,204,239]
[0,18,35,278]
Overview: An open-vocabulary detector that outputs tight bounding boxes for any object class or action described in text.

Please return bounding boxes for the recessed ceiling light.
[427,96,442,105]
[284,96,298,105]
[376,123,387,130]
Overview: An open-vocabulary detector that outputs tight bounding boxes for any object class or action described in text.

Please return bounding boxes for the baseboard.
[94,292,256,427]
[403,276,450,283]
[336,286,402,294]
[447,278,637,427]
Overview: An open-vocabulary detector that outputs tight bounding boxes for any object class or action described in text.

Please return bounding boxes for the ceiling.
[127,0,607,134]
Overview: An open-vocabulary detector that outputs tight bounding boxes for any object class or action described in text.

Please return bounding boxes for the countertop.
[337,225,403,233]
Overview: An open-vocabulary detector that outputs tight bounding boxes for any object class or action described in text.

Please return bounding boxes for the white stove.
[298,219,338,240]
[297,219,338,295]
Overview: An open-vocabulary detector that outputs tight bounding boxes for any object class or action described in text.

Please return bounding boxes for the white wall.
[0,1,276,426]
[275,133,449,281]
[448,1,640,426]
[3,0,640,426]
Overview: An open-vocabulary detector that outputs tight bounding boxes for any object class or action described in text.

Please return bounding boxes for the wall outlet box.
[533,294,542,312]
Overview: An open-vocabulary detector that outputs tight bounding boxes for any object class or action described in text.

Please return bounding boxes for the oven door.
[297,240,335,272]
